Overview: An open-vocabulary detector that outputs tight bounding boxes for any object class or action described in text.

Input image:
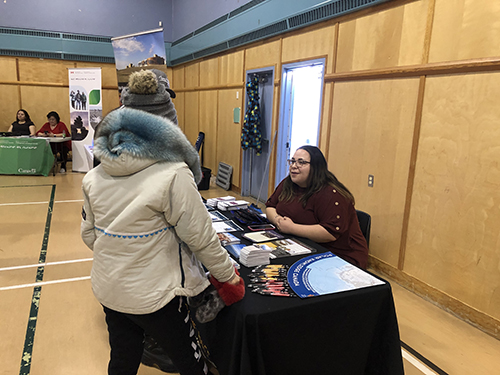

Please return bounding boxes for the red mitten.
[209,268,245,306]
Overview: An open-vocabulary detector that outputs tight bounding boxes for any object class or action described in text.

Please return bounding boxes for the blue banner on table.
[287,252,385,298]
[111,28,167,93]
[68,68,101,172]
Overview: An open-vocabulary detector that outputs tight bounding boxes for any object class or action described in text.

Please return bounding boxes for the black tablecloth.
[200,210,404,375]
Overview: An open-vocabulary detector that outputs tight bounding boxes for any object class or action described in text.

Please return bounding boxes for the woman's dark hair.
[47,111,60,123]
[16,109,31,122]
[279,145,355,206]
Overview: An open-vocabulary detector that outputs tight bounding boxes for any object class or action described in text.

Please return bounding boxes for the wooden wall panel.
[184,62,200,88]
[184,92,199,144]
[0,85,20,131]
[172,93,185,133]
[282,25,336,74]
[0,57,18,82]
[101,89,120,116]
[74,62,118,88]
[429,0,500,63]
[219,51,244,85]
[405,72,500,320]
[18,58,75,85]
[20,86,70,130]
[217,89,243,188]
[172,66,185,89]
[200,58,219,88]
[328,78,420,267]
[245,40,281,71]
[336,0,429,72]
[199,91,218,171]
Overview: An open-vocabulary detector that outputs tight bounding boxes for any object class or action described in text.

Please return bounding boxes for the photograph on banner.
[68,68,102,173]
[111,28,167,94]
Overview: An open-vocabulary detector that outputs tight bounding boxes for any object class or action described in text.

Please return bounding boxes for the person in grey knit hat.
[120,69,178,125]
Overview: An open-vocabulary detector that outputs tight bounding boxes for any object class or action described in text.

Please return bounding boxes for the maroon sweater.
[266,180,368,269]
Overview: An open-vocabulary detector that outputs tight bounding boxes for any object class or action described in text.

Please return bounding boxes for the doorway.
[241,67,275,206]
[275,59,325,187]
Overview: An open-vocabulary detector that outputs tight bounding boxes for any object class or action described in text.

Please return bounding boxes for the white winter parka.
[81,108,235,314]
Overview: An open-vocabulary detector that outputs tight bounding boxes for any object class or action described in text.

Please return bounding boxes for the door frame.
[241,66,275,202]
[275,58,326,188]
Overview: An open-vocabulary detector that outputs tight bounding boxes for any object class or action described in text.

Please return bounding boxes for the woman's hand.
[277,216,295,234]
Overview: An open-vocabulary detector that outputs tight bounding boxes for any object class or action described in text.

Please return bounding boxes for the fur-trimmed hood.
[94,108,201,182]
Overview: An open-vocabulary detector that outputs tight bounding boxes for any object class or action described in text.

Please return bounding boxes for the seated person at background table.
[266,145,369,269]
[9,109,36,136]
[37,111,71,173]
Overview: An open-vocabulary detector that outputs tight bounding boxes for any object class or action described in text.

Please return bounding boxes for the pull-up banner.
[68,67,101,172]
[111,28,167,94]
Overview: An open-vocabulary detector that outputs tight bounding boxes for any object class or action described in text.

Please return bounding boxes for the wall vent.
[229,0,267,18]
[171,32,194,47]
[228,20,288,48]
[0,27,59,39]
[63,54,115,63]
[193,41,229,60]
[0,49,61,59]
[288,0,381,28]
[216,162,233,190]
[194,14,229,36]
[62,33,111,43]
[171,54,195,66]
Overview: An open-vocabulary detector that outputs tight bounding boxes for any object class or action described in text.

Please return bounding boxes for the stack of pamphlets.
[206,196,235,208]
[217,232,240,246]
[217,200,249,211]
[239,245,271,267]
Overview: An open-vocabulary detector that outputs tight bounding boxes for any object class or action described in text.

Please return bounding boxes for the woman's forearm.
[289,223,336,243]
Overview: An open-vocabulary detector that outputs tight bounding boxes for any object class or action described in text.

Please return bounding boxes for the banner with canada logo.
[68,67,102,172]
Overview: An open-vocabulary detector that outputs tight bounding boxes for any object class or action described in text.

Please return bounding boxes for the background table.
[0,137,55,176]
[201,211,404,375]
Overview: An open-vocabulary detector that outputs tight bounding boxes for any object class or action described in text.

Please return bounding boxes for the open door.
[275,59,325,187]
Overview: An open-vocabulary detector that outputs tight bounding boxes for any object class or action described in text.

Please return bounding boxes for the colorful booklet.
[242,230,284,243]
[225,243,247,259]
[256,238,316,259]
[217,232,241,246]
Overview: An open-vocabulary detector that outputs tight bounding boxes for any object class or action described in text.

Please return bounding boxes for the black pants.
[50,143,70,169]
[103,297,208,375]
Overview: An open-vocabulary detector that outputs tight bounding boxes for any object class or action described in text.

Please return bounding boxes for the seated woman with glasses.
[265,145,368,269]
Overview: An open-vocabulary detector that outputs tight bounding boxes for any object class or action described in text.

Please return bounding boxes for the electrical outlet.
[368,174,374,187]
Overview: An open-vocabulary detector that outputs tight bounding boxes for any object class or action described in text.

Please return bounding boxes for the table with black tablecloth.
[200,209,404,375]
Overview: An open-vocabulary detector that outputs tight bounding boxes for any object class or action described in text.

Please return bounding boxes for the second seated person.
[37,111,71,173]
[266,145,369,269]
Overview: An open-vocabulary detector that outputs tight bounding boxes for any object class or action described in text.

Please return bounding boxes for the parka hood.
[94,107,201,182]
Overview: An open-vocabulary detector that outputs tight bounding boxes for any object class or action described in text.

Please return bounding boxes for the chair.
[356,210,371,247]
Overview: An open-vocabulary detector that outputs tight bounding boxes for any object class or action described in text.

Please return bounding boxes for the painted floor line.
[0,276,91,291]
[0,199,84,207]
[0,258,93,272]
[402,348,439,375]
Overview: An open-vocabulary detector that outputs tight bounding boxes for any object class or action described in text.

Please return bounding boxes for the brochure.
[242,230,284,243]
[257,238,316,259]
[217,232,240,246]
[212,220,244,233]
[210,211,228,222]
[224,243,247,259]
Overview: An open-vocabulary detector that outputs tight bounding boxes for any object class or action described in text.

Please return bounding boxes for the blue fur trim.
[94,108,202,183]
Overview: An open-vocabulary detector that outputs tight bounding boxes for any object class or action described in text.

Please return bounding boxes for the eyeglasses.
[287,159,310,168]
